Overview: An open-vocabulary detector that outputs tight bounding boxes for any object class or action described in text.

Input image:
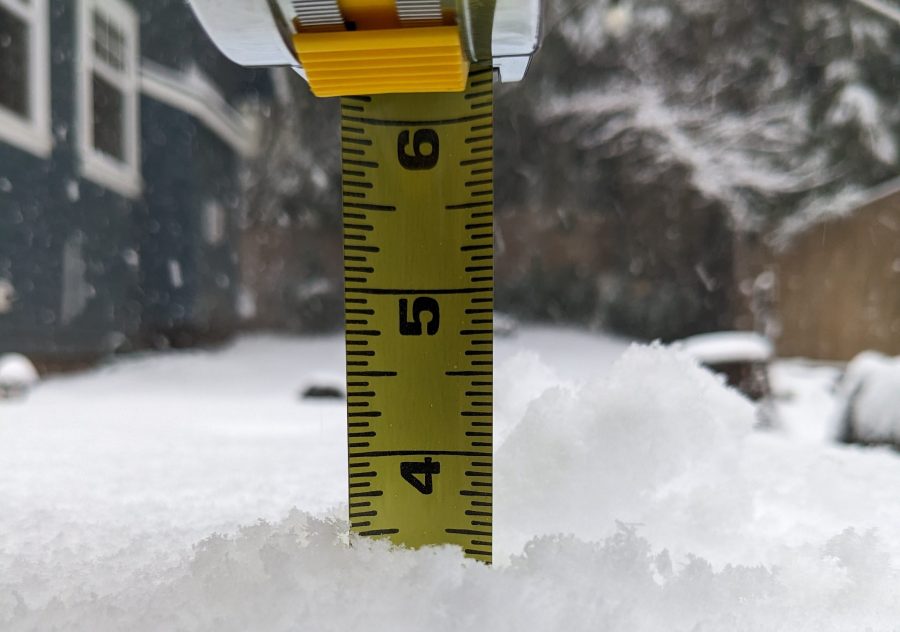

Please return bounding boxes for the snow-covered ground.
[2,327,899,631]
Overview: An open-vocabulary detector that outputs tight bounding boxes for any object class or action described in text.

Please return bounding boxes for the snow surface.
[2,328,900,630]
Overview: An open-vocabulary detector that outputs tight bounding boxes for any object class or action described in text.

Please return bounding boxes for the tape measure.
[342,65,494,563]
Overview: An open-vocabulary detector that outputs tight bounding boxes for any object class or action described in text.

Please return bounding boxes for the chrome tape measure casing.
[342,67,494,562]
[184,0,542,86]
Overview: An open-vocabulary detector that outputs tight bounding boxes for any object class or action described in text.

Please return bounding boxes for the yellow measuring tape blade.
[342,65,494,563]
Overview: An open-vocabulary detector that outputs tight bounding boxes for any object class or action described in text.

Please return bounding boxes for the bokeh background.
[2,0,900,364]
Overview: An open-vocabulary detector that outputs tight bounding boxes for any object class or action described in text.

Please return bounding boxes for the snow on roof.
[677,331,773,364]
[773,174,900,249]
[852,0,900,26]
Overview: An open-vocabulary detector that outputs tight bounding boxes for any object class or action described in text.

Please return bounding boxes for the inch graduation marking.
[342,65,493,564]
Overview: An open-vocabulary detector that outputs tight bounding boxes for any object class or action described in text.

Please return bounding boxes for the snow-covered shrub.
[835,351,900,447]
[0,353,40,400]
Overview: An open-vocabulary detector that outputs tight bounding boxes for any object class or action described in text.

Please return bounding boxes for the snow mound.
[4,337,900,630]
[494,351,568,446]
[3,511,899,632]
[497,344,757,557]
[0,353,39,397]
[0,354,39,386]
[837,351,900,445]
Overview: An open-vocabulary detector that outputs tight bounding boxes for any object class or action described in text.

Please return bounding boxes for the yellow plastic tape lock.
[293,26,470,97]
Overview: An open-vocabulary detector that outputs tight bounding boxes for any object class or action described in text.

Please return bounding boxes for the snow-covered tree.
[242,69,341,231]
[494,0,900,336]
[499,0,900,233]
[242,0,900,337]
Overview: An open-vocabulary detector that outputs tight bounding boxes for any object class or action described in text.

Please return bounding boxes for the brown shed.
[773,179,900,361]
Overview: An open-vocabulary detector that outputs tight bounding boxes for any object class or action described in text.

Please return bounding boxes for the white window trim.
[0,0,51,158]
[77,0,141,198]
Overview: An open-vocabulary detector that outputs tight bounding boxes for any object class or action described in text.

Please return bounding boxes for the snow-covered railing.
[852,0,900,25]
[140,60,259,157]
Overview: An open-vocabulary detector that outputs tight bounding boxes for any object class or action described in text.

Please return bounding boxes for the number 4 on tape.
[400,457,441,495]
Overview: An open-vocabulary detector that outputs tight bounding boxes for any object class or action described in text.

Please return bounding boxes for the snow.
[2,328,900,630]
[676,331,773,364]
[769,359,843,443]
[771,184,870,248]
[837,351,900,445]
[542,86,827,232]
[852,0,900,28]
[168,259,184,288]
[827,83,897,164]
[773,174,900,248]
[0,354,39,390]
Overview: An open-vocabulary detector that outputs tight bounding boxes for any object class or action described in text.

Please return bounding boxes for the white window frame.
[77,0,141,198]
[0,0,51,157]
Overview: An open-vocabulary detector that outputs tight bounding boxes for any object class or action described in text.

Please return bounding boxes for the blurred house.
[0,0,264,365]
[772,177,900,361]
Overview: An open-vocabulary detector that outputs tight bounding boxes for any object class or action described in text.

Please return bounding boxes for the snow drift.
[2,335,900,630]
[5,512,898,632]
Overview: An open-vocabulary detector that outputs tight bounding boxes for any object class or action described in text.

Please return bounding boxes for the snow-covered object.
[0,353,39,399]
[836,351,900,446]
[299,370,345,399]
[769,359,843,443]
[677,331,773,365]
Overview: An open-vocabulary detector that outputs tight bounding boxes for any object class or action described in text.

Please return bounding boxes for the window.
[77,0,140,197]
[0,0,50,157]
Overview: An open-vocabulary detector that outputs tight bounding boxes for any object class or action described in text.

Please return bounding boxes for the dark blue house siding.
[137,99,243,346]
[0,1,139,359]
[0,0,268,362]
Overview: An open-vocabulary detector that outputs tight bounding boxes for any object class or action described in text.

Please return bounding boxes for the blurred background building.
[3,0,900,366]
[0,0,265,366]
